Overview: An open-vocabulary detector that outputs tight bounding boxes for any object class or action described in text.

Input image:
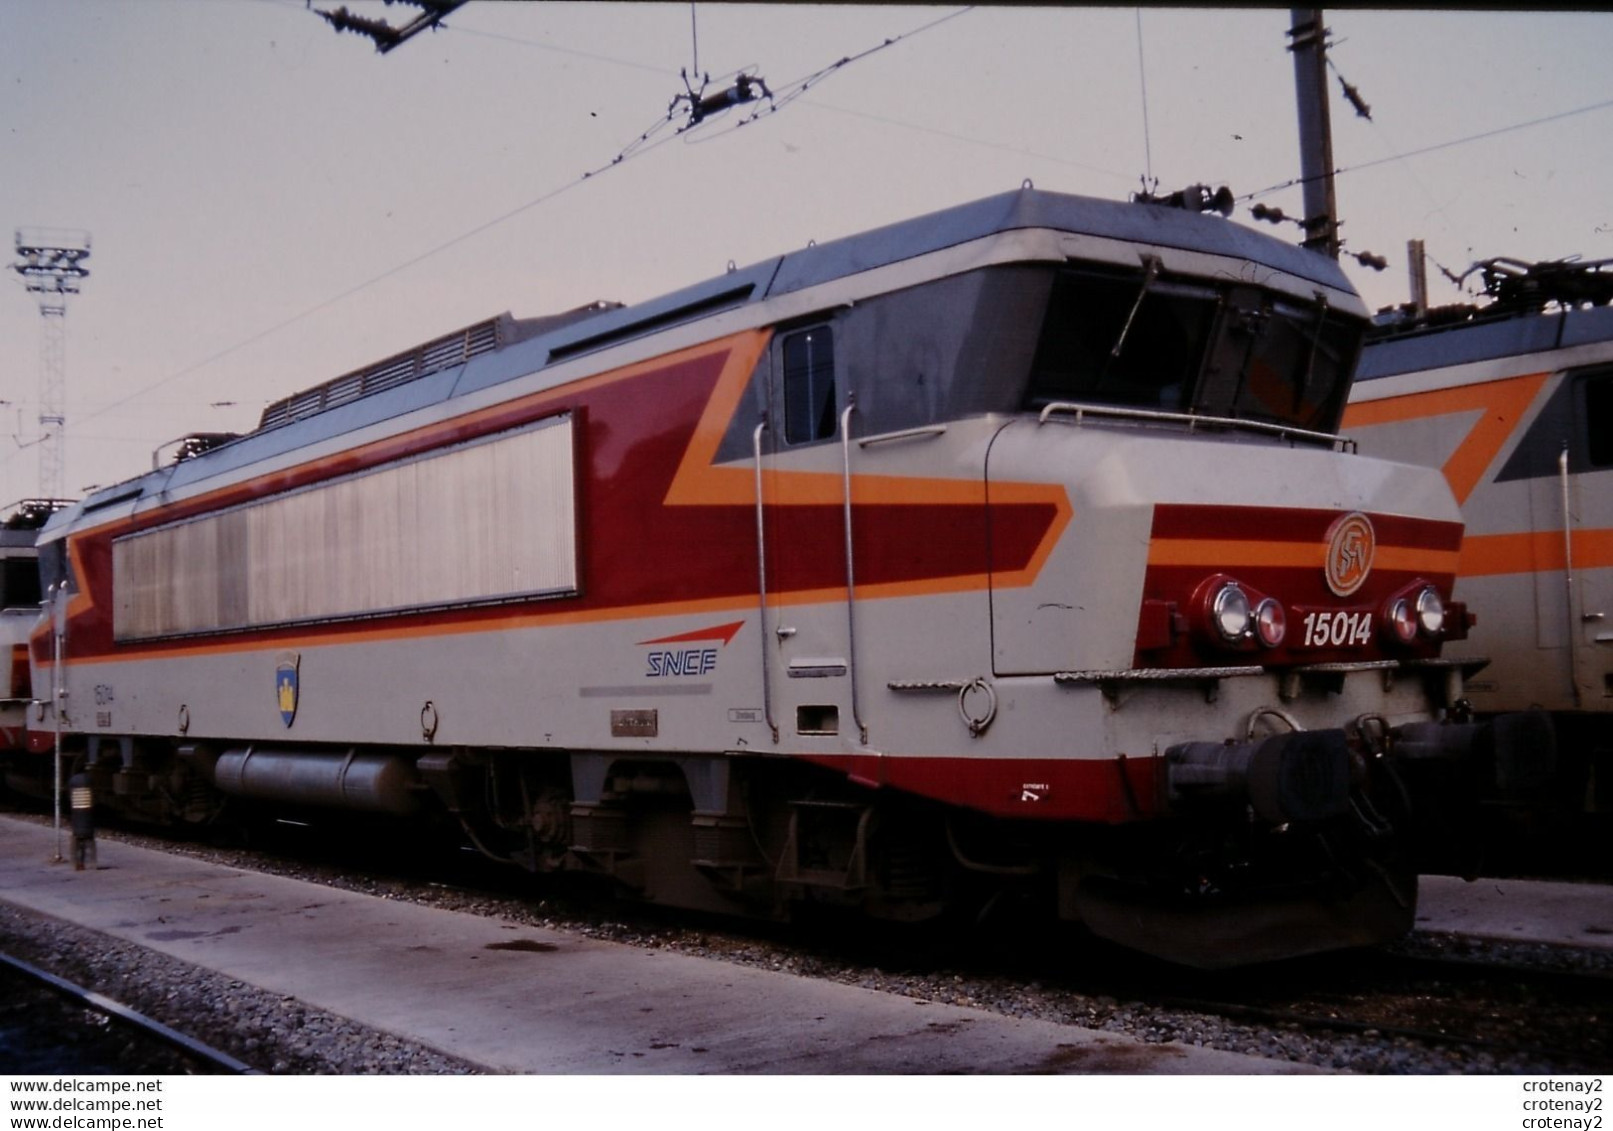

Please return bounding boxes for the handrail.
[841,399,869,745]
[752,420,779,743]
[858,424,947,448]
[1037,400,1354,453]
[1561,443,1584,709]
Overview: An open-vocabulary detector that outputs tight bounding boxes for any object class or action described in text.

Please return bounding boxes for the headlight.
[1415,586,1445,638]
[1253,598,1286,648]
[1385,596,1418,645]
[1210,581,1252,644]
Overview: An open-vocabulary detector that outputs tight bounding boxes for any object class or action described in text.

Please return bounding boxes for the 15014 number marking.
[1301,610,1373,649]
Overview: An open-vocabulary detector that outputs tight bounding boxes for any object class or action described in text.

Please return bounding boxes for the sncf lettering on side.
[646,647,719,677]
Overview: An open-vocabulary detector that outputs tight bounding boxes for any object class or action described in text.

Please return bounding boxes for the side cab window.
[1582,370,1613,469]
[782,325,836,445]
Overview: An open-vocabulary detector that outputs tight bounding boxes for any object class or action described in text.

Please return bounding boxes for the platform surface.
[0,817,1312,1075]
[1416,873,1613,949]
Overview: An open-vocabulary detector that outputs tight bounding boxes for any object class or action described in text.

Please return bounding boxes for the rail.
[1037,401,1355,452]
[0,949,258,1074]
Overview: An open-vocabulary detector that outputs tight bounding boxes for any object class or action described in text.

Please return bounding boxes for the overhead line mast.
[1288,9,1340,259]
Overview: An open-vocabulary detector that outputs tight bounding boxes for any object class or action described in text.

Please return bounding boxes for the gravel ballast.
[2,815,1608,1075]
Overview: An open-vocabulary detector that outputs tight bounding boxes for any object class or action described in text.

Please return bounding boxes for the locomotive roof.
[767,187,1354,297]
[62,187,1355,531]
[1359,301,1613,381]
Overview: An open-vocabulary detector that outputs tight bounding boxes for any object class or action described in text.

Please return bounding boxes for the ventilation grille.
[258,317,505,432]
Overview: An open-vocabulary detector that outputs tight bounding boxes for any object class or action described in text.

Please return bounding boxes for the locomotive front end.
[966,215,1545,965]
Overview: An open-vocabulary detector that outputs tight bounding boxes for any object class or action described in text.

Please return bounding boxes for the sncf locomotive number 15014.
[14,189,1547,967]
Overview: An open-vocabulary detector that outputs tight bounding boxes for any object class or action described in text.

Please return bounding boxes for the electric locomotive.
[0,503,54,755]
[1350,257,1613,830]
[18,188,1534,967]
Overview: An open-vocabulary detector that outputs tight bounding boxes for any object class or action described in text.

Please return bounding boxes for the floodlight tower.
[12,228,90,503]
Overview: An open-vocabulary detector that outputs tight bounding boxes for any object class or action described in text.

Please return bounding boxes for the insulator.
[1339,77,1372,121]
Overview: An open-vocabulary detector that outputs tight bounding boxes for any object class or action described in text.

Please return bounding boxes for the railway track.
[386,856,1613,1072]
[0,950,255,1075]
[5,804,1610,1074]
[1148,948,1613,1072]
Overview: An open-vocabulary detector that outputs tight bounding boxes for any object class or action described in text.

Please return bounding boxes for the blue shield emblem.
[276,653,300,728]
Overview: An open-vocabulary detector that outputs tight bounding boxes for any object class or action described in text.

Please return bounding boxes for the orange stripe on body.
[1460,528,1613,577]
[55,569,1021,670]
[661,326,1073,591]
[50,326,1075,666]
[1341,372,1550,505]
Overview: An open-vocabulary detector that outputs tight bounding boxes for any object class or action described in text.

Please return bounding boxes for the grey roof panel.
[146,366,470,498]
[1358,311,1569,380]
[1559,303,1613,352]
[766,189,1355,297]
[449,335,555,399]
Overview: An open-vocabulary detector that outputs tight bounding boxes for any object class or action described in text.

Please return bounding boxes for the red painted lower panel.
[798,751,1165,823]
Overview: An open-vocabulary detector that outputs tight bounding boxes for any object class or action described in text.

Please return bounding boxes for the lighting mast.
[12,229,91,503]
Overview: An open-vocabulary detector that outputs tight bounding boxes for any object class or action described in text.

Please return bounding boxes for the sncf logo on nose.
[638,620,745,678]
[1324,512,1376,597]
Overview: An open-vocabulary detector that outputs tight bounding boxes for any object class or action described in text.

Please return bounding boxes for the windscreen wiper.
[1108,256,1162,362]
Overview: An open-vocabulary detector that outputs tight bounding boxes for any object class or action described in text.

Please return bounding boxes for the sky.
[3,2,1612,506]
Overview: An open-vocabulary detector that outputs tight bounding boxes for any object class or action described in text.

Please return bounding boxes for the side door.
[1569,367,1613,708]
[757,321,861,746]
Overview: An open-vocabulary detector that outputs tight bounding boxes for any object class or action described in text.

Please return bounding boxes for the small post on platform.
[69,770,95,870]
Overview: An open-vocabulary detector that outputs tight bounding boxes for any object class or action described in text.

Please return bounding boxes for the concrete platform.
[0,817,1307,1075]
[1417,874,1613,949]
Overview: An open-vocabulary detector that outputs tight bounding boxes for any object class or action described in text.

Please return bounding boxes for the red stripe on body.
[801,751,1165,823]
[45,333,1065,665]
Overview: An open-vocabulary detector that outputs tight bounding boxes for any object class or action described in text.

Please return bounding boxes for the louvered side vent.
[257,316,509,432]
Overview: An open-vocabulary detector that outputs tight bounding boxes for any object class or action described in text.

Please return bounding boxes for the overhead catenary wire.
[791,98,1131,184]
[1244,92,1613,203]
[1136,8,1154,191]
[427,10,1120,179]
[689,1,699,79]
[20,8,1602,489]
[738,6,972,124]
[640,5,974,145]
[1241,85,1613,295]
[27,6,974,475]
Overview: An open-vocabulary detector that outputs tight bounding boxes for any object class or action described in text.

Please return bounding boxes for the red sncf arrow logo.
[636,620,746,648]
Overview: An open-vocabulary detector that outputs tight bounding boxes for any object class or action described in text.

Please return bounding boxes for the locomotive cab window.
[782,326,837,445]
[1022,267,1216,413]
[1,557,41,609]
[35,540,72,600]
[1194,289,1359,433]
[1020,265,1363,435]
[1583,371,1613,468]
